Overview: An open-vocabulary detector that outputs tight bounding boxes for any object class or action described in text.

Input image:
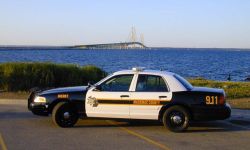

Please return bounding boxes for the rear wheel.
[52,102,79,127]
[163,106,190,132]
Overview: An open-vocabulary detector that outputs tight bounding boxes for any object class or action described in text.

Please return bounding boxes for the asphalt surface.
[0,100,250,150]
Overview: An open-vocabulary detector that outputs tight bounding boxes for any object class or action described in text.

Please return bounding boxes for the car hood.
[191,87,224,94]
[39,86,88,95]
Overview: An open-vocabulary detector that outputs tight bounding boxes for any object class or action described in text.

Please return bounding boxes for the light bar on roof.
[132,67,145,72]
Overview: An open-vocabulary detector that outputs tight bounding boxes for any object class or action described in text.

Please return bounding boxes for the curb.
[0,99,26,105]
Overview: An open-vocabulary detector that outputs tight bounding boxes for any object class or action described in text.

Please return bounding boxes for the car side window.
[136,75,168,92]
[99,75,134,92]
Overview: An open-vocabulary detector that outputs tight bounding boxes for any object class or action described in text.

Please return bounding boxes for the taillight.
[219,95,225,105]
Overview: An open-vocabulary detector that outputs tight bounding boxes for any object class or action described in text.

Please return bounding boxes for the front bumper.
[28,91,49,116]
[191,103,231,121]
[29,102,49,116]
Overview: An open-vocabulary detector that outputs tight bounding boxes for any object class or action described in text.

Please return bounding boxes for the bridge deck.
[72,42,147,49]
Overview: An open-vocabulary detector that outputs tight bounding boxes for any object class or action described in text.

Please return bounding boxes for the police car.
[28,67,231,132]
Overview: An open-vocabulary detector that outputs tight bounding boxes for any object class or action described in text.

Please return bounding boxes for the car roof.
[113,69,175,77]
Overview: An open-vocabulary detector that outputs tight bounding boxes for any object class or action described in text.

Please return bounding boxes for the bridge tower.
[130,26,137,48]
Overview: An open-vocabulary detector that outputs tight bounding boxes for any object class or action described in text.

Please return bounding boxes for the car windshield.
[95,73,114,86]
[174,74,193,90]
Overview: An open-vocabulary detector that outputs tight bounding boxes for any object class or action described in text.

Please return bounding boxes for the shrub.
[0,62,106,91]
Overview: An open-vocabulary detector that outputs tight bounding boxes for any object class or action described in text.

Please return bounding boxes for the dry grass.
[227,98,250,110]
[0,92,29,99]
[189,78,250,99]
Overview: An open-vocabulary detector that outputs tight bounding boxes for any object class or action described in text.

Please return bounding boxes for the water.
[0,48,250,81]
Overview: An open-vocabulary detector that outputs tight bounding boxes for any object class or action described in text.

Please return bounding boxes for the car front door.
[130,74,172,120]
[86,74,134,119]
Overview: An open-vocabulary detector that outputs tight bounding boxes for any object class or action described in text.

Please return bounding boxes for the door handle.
[120,95,129,98]
[159,96,167,98]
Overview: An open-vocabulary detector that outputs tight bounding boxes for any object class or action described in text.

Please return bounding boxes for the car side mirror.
[87,81,95,88]
[92,85,101,91]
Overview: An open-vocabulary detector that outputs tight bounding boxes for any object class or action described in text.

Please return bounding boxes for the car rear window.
[136,75,169,92]
[174,74,193,90]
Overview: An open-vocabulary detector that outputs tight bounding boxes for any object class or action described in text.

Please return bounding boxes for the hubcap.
[171,115,182,124]
[63,112,70,119]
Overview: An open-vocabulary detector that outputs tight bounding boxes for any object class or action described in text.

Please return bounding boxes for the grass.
[0,62,106,92]
[227,98,250,110]
[0,91,29,99]
[189,78,250,109]
[189,78,250,99]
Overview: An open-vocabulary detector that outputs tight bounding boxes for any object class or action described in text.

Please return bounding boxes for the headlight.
[34,96,46,103]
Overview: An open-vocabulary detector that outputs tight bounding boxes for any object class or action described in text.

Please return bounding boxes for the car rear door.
[130,74,172,120]
[86,74,134,119]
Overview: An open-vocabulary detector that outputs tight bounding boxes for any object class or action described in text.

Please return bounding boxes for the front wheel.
[163,106,190,132]
[52,102,79,127]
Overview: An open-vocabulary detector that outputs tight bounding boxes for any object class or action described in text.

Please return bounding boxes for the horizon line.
[0,45,250,50]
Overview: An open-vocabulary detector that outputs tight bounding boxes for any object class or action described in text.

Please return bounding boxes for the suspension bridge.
[72,27,148,49]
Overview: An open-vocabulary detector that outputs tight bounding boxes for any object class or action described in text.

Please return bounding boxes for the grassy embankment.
[189,78,250,109]
[0,62,249,109]
[0,62,106,98]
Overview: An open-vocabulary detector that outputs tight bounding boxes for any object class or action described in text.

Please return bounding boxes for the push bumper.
[192,103,231,121]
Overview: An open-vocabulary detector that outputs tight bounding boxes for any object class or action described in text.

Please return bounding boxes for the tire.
[162,105,190,132]
[52,102,79,128]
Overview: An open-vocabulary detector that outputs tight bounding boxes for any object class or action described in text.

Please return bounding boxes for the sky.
[0,0,250,48]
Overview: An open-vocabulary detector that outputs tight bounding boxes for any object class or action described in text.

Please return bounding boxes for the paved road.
[0,100,250,150]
